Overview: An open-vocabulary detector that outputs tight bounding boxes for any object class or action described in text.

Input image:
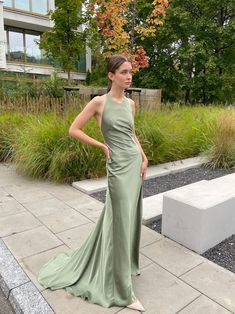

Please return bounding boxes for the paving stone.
[70,200,104,223]
[6,186,53,203]
[0,187,15,202]
[22,197,73,217]
[3,226,63,261]
[9,281,54,314]
[70,199,104,213]
[20,245,69,292]
[0,240,29,297]
[140,237,204,277]
[0,198,26,218]
[140,225,163,248]
[180,260,235,313]
[46,185,89,202]
[42,288,119,314]
[178,294,232,314]
[38,207,91,234]
[0,212,42,237]
[131,263,200,314]
[139,253,153,270]
[56,223,95,249]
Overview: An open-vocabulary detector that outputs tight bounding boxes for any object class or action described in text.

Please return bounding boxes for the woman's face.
[109,61,132,89]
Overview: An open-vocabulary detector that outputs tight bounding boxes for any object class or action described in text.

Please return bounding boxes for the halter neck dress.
[37,93,144,308]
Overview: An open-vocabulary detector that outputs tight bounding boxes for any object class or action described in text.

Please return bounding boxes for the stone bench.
[161,173,235,254]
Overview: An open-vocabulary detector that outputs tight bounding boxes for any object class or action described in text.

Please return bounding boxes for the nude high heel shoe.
[126,298,146,312]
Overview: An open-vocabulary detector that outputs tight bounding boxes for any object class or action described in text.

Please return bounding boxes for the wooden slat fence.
[0,96,84,114]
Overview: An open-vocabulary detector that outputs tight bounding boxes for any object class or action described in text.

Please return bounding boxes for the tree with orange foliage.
[88,0,168,72]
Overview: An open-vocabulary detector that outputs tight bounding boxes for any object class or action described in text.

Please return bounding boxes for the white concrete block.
[142,180,208,225]
[162,174,235,254]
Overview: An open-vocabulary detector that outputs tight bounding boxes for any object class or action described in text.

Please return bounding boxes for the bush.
[12,112,106,182]
[41,72,65,98]
[201,108,235,169]
[0,113,25,162]
[13,113,67,179]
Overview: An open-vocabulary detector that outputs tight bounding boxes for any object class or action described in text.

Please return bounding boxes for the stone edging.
[0,239,54,314]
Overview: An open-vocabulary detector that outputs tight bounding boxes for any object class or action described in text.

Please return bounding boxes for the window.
[9,29,24,62]
[3,0,49,15]
[15,0,30,11]
[25,32,41,63]
[31,0,48,15]
[76,53,86,73]
[3,0,13,7]
[4,30,8,57]
[5,27,50,65]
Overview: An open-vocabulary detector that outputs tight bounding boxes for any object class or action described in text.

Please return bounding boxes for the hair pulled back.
[107,54,131,92]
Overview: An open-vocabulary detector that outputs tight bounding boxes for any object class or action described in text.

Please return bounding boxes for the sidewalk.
[0,162,235,314]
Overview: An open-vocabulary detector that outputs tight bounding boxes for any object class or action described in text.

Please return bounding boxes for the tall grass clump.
[0,113,25,161]
[136,105,224,163]
[201,108,235,169]
[135,111,165,164]
[13,110,107,182]
[13,113,68,178]
[47,116,106,183]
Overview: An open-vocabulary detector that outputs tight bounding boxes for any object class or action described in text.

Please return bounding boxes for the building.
[0,0,91,81]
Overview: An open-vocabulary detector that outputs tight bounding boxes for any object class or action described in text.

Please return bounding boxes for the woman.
[37,54,148,312]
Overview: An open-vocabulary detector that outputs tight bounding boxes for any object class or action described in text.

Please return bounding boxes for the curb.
[0,239,54,314]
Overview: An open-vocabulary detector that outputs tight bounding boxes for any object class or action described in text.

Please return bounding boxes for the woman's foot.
[126,299,145,312]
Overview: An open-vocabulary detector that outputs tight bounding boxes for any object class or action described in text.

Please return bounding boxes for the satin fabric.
[37,93,143,308]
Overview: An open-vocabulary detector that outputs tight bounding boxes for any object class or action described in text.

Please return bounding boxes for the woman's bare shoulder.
[90,94,107,113]
[126,97,135,114]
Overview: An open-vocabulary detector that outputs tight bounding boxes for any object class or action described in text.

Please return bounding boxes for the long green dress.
[37,93,143,308]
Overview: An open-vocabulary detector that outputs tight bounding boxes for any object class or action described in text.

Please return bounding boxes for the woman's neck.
[108,87,125,102]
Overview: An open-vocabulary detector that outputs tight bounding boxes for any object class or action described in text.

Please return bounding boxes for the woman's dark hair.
[107,54,131,92]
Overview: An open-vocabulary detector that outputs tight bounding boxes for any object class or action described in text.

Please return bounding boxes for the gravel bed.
[90,164,235,274]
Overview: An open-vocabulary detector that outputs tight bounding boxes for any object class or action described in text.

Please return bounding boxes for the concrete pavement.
[0,162,235,314]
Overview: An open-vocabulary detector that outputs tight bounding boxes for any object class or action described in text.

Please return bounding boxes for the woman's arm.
[129,99,148,180]
[68,96,111,160]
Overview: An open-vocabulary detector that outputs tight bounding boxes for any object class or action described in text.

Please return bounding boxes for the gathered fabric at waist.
[104,137,141,157]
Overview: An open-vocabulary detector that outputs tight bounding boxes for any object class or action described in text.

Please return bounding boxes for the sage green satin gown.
[37,93,143,308]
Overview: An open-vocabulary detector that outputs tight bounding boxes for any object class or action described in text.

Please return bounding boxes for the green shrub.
[41,72,65,98]
[0,113,25,161]
[13,113,67,178]
[201,108,235,169]
[48,118,106,183]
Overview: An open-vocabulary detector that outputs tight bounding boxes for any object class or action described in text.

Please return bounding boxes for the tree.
[39,0,96,85]
[90,0,168,73]
[134,0,235,104]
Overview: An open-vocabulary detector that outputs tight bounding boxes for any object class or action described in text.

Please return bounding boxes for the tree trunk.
[130,0,137,52]
[202,67,206,104]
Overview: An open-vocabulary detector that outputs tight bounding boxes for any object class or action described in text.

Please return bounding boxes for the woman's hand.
[141,159,148,181]
[101,143,111,161]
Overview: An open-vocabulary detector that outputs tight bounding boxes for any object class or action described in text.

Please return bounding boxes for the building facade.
[0,0,91,80]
